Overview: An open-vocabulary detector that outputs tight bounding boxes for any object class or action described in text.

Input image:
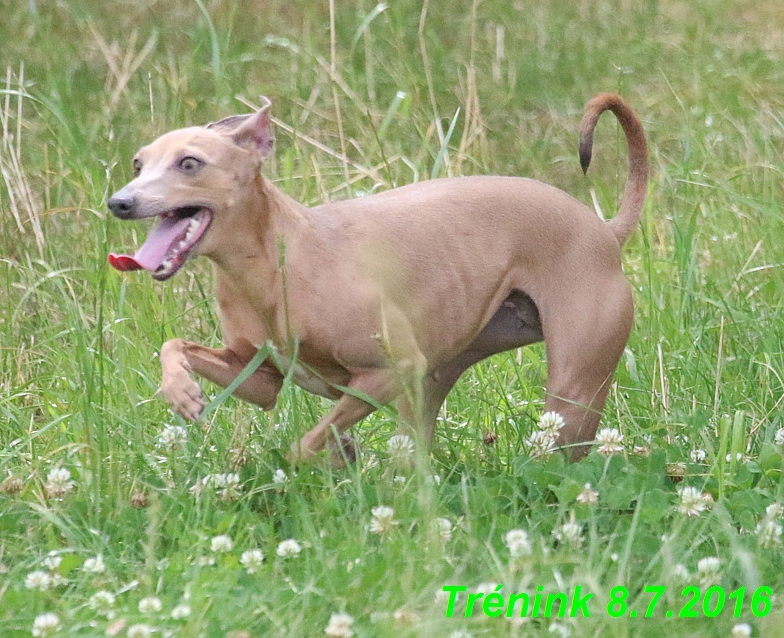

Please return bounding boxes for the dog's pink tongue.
[108,215,192,273]
[108,253,143,271]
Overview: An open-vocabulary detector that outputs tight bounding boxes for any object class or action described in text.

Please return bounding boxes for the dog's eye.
[179,156,204,173]
[132,159,142,176]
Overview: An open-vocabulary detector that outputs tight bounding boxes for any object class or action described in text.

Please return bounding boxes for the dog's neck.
[209,173,314,345]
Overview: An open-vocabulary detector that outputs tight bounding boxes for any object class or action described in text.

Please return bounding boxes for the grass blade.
[200,343,271,419]
[430,107,460,179]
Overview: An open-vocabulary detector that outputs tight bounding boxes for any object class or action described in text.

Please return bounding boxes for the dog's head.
[107,98,275,280]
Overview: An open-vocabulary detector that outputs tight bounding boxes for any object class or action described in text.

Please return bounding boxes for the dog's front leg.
[160,338,283,420]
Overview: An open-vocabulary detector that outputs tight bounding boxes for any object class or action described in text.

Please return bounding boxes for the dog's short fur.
[108,93,647,464]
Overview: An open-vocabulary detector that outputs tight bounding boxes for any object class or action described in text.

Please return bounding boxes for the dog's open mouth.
[108,207,212,280]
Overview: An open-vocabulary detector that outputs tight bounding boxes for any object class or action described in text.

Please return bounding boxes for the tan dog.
[108,93,647,464]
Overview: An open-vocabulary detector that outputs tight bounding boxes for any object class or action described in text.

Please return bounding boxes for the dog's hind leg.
[396,351,489,448]
[292,336,428,467]
[161,338,283,420]
[537,275,633,460]
[291,367,408,465]
[397,289,544,448]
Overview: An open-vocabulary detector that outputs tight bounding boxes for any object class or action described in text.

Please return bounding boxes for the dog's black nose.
[108,194,137,219]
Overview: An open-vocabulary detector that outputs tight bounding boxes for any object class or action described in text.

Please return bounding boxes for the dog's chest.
[273,353,335,398]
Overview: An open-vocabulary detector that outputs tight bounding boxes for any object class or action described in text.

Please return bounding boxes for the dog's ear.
[206,114,252,133]
[223,97,275,159]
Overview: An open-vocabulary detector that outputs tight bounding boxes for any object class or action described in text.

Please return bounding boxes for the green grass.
[2,0,784,636]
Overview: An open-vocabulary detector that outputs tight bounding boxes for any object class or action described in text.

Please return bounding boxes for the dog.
[107,93,647,465]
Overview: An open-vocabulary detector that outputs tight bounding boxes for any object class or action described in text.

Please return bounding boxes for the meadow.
[1,0,784,636]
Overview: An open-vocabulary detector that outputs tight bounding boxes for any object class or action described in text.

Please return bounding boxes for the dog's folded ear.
[208,97,275,160]
[206,114,252,133]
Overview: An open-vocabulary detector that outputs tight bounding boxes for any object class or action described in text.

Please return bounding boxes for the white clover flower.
[765,503,783,520]
[504,529,532,557]
[189,476,209,498]
[671,563,690,582]
[369,505,398,538]
[756,520,783,548]
[537,411,566,436]
[363,454,380,471]
[393,475,407,484]
[576,483,599,505]
[775,428,784,446]
[427,474,441,486]
[435,588,452,605]
[213,473,241,500]
[83,555,105,573]
[171,604,192,619]
[475,582,499,596]
[595,428,624,456]
[194,556,215,566]
[127,625,153,638]
[697,557,721,586]
[525,429,558,458]
[556,521,584,547]
[553,516,583,548]
[210,534,233,553]
[731,623,752,638]
[25,570,52,591]
[272,469,288,484]
[632,445,651,457]
[689,449,707,462]
[89,590,116,617]
[138,596,163,614]
[449,631,474,638]
[436,518,453,543]
[50,573,67,587]
[677,486,707,517]
[240,549,265,573]
[211,473,231,488]
[387,434,416,468]
[325,612,354,637]
[276,539,302,558]
[548,621,571,637]
[188,478,207,498]
[44,467,74,498]
[31,613,60,637]
[157,424,188,451]
[43,552,61,571]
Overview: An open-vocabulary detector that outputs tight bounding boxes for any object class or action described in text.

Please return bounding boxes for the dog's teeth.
[185,219,200,242]
[161,259,173,271]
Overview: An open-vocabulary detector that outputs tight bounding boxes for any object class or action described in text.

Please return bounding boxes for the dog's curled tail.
[579,93,648,247]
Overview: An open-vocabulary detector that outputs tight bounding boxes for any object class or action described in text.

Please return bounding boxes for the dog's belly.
[468,289,543,353]
[273,353,337,398]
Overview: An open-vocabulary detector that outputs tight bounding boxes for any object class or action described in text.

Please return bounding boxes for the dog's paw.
[287,433,359,469]
[287,439,316,466]
[161,369,204,421]
[328,433,359,468]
